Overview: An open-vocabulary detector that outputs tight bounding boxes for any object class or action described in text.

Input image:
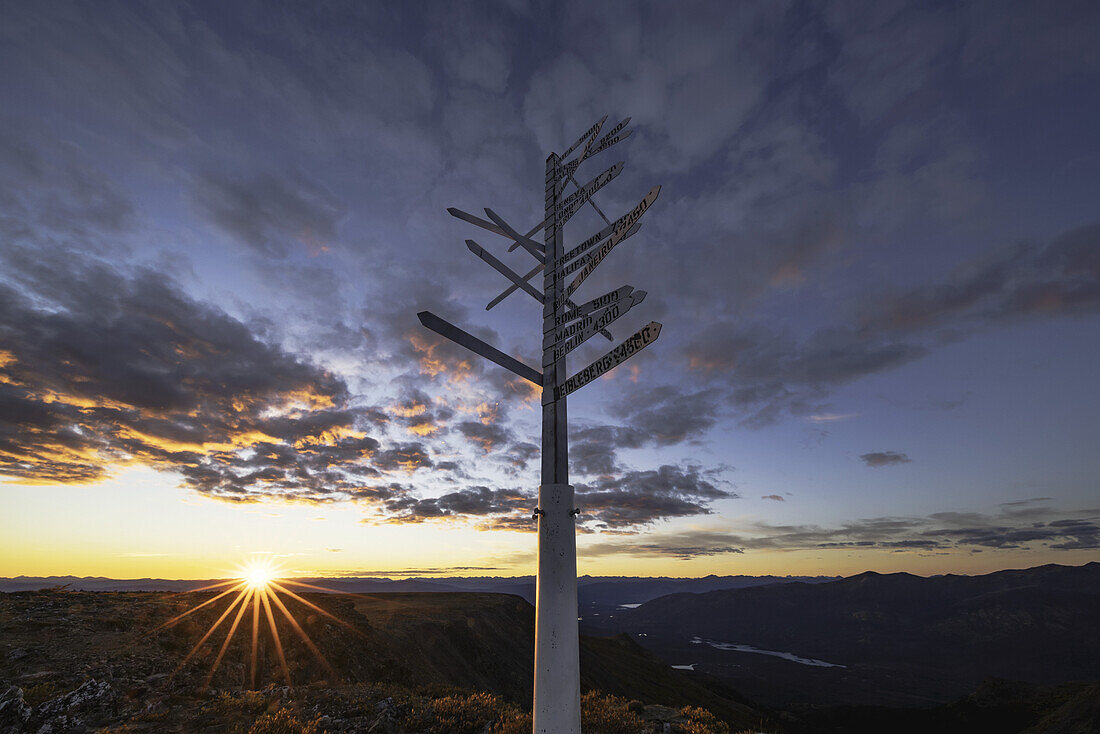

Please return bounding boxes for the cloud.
[364,462,735,533]
[575,464,736,531]
[860,223,1100,333]
[379,485,532,525]
[860,451,911,468]
[192,171,344,258]
[608,387,721,446]
[761,494,784,502]
[683,222,1100,426]
[0,246,440,503]
[583,533,745,561]
[578,504,1100,559]
[686,321,926,426]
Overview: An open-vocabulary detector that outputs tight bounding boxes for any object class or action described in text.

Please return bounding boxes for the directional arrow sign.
[547,321,662,404]
[596,116,631,148]
[554,212,644,272]
[560,115,607,162]
[586,129,631,160]
[554,128,633,182]
[544,290,645,350]
[484,208,545,263]
[549,285,634,330]
[556,117,631,183]
[542,291,647,365]
[447,207,508,238]
[486,263,543,310]
[418,311,542,386]
[466,240,545,304]
[565,185,660,299]
[556,161,624,225]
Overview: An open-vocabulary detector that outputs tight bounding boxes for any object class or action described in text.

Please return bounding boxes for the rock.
[0,686,33,724]
[36,680,114,718]
[641,704,687,725]
[5,649,27,663]
[35,713,87,733]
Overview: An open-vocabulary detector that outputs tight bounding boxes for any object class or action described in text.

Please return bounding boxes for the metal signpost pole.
[534,153,581,734]
[417,115,661,734]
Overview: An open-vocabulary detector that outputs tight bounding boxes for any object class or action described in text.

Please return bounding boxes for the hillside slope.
[611,562,1100,705]
[0,589,766,731]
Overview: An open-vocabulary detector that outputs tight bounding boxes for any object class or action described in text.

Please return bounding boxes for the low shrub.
[248,708,322,734]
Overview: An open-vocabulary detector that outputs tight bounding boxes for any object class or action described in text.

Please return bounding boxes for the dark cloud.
[583,533,745,561]
[581,506,1100,559]
[570,425,646,476]
[192,171,344,259]
[575,464,736,531]
[568,388,722,477]
[0,126,134,242]
[860,223,1100,334]
[0,247,435,503]
[860,451,911,468]
[684,223,1100,426]
[608,387,721,446]
[363,463,734,533]
[457,420,513,454]
[381,485,532,525]
[686,321,926,426]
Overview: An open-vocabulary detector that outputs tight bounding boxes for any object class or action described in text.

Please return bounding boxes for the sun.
[245,564,274,589]
[154,557,359,692]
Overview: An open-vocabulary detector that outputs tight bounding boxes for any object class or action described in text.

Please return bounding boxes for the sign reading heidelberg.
[551,322,662,403]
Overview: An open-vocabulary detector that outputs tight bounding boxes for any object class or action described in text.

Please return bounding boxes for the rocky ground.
[0,589,770,733]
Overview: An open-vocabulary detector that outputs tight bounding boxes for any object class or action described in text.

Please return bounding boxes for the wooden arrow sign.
[549,285,634,330]
[466,240,545,304]
[556,117,631,183]
[547,321,662,403]
[556,161,624,225]
[565,186,660,298]
[418,311,542,386]
[560,115,607,162]
[491,221,640,312]
[542,291,647,365]
[484,208,545,263]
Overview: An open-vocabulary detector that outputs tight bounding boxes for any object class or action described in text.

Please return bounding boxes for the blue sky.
[1,0,1098,578]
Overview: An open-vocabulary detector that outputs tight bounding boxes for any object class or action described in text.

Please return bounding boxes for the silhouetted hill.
[605,562,1100,706]
[0,573,835,606]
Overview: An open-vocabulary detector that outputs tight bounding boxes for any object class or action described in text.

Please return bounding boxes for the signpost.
[417,115,663,734]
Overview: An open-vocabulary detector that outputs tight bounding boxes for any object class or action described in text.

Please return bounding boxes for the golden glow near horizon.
[3,466,1098,581]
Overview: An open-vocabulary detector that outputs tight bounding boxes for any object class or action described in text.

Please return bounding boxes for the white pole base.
[533,482,581,734]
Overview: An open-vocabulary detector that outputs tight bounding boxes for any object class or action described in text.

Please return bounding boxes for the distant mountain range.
[0,573,836,606]
[593,562,1100,707]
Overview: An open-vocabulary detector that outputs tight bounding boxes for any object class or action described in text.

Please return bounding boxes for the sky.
[1,0,1098,580]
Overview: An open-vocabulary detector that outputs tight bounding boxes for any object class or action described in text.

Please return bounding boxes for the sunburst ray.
[152,582,246,634]
[259,586,292,686]
[250,588,260,689]
[174,584,250,675]
[265,584,337,680]
[201,587,254,692]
